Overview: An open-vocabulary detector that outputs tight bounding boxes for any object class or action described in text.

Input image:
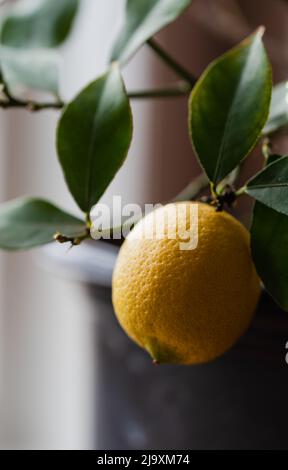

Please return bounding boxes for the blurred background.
[0,0,288,449]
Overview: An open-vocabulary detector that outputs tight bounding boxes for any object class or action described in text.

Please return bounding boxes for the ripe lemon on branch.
[112,202,260,365]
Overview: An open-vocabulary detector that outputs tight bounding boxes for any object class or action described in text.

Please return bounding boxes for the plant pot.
[43,241,288,450]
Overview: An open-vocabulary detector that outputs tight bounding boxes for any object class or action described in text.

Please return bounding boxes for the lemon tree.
[0,1,287,362]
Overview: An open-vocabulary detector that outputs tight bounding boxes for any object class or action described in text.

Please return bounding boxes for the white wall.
[0,0,125,450]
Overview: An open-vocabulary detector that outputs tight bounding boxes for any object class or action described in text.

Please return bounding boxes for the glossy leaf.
[0,0,79,49]
[251,202,288,311]
[246,156,288,216]
[110,0,192,63]
[0,46,59,97]
[263,81,288,135]
[57,64,133,213]
[189,29,272,184]
[0,198,86,250]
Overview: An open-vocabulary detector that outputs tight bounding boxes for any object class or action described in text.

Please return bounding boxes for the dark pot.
[43,241,288,450]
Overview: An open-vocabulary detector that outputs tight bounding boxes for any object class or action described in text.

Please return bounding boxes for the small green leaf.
[0,46,59,98]
[189,29,272,184]
[0,198,86,251]
[0,0,79,49]
[251,202,288,311]
[263,81,288,135]
[57,64,133,213]
[246,156,288,216]
[110,0,192,63]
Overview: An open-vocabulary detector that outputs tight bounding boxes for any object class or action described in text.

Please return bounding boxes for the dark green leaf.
[246,155,288,216]
[0,0,79,49]
[263,81,288,135]
[110,0,192,63]
[57,64,133,213]
[0,46,59,98]
[266,154,283,165]
[189,29,272,184]
[251,202,288,311]
[0,198,86,251]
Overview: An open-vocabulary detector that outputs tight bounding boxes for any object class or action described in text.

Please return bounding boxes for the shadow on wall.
[149,0,288,221]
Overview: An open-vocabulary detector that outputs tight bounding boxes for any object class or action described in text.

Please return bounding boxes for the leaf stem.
[210,182,218,198]
[235,186,247,197]
[147,38,197,86]
[0,96,65,112]
[262,137,272,162]
[54,229,91,246]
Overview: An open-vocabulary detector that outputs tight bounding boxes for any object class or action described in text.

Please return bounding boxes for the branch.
[0,82,193,112]
[0,96,65,112]
[128,81,191,99]
[147,38,197,86]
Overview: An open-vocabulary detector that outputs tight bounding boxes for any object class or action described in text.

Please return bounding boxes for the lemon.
[112,202,261,365]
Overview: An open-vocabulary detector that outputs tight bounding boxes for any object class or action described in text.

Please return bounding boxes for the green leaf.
[263,81,288,135]
[57,64,133,213]
[266,154,283,165]
[189,29,272,184]
[110,0,192,63]
[0,0,79,49]
[0,198,86,251]
[251,202,288,311]
[246,155,288,216]
[0,46,59,98]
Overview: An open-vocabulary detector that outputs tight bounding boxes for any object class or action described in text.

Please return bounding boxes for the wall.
[0,0,198,449]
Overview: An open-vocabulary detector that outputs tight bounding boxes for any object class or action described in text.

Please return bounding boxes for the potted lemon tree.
[0,0,288,450]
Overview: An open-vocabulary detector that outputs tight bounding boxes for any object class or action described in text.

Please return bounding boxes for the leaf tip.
[110,60,120,70]
[256,25,266,39]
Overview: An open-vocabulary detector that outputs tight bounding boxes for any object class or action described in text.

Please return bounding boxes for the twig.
[0,82,193,112]
[0,96,65,111]
[128,81,191,99]
[147,38,197,86]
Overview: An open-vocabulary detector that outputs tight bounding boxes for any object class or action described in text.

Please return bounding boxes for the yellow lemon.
[112,202,261,365]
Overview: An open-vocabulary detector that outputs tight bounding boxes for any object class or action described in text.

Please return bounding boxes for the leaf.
[263,81,288,135]
[57,64,133,213]
[0,0,79,49]
[246,155,288,216]
[110,0,192,63]
[0,197,86,251]
[266,154,283,165]
[251,202,288,311]
[189,29,272,185]
[0,46,59,98]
